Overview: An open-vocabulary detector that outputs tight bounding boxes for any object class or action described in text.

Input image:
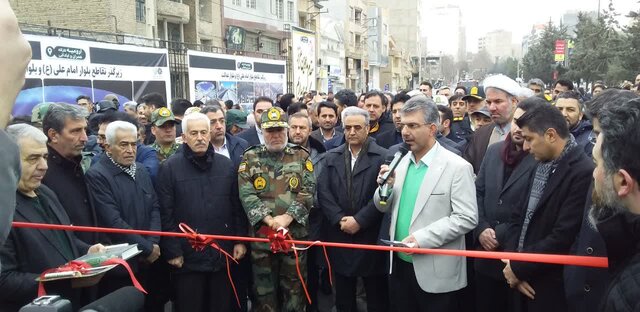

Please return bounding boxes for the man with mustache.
[238,107,316,312]
[158,112,247,311]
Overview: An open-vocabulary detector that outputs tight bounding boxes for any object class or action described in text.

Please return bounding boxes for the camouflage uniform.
[150,141,180,163]
[238,107,316,312]
[148,107,181,163]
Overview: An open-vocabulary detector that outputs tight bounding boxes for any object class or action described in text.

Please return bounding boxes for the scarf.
[107,153,137,180]
[517,135,577,251]
[501,135,528,167]
[183,142,215,171]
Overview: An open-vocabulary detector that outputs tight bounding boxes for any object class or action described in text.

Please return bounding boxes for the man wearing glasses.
[375,95,477,311]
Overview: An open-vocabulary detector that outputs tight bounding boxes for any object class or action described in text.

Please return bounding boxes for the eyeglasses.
[398,123,430,130]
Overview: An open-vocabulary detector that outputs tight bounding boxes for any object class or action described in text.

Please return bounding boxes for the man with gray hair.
[374,96,477,311]
[317,106,390,311]
[158,112,247,311]
[528,78,546,96]
[0,124,105,310]
[42,103,102,244]
[85,120,161,296]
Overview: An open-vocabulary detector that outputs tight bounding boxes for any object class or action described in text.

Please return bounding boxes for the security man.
[238,107,316,312]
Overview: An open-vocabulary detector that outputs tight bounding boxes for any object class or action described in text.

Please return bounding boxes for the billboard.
[14,34,171,116]
[291,26,316,97]
[187,50,286,110]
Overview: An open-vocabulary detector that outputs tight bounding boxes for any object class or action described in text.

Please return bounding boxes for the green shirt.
[394,143,439,263]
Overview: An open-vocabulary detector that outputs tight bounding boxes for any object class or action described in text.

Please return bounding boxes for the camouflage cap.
[226,109,249,129]
[31,102,54,123]
[151,107,176,126]
[260,107,289,129]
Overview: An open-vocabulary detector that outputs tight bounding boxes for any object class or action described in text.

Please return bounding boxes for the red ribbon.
[256,226,334,304]
[178,223,240,308]
[37,258,146,297]
[12,221,608,267]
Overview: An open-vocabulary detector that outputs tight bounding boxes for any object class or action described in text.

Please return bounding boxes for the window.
[135,0,145,23]
[287,1,294,21]
[276,0,284,20]
[232,0,241,5]
[354,8,362,23]
[199,0,212,22]
[245,0,256,9]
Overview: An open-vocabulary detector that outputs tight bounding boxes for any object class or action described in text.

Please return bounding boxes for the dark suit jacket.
[85,156,161,258]
[317,139,388,277]
[463,122,496,174]
[375,129,402,149]
[236,126,261,147]
[0,186,89,311]
[474,141,537,280]
[226,133,249,169]
[564,183,610,312]
[0,131,20,273]
[43,145,100,244]
[505,146,594,312]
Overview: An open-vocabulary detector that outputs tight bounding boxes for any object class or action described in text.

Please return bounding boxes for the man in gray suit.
[375,95,478,311]
[0,0,33,273]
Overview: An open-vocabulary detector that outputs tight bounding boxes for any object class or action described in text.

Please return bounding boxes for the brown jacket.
[463,122,495,174]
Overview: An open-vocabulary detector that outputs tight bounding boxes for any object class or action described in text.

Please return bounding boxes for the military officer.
[149,107,180,163]
[238,107,316,312]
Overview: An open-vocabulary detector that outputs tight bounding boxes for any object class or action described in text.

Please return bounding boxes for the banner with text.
[14,34,171,116]
[291,26,316,98]
[187,50,286,110]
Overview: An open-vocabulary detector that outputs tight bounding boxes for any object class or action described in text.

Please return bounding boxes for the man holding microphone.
[374,95,478,312]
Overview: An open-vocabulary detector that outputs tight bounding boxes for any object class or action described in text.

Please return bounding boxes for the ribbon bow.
[257,226,292,253]
[178,223,241,308]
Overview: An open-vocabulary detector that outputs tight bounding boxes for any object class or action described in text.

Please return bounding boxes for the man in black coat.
[589,97,640,311]
[563,89,639,312]
[237,97,273,147]
[85,120,161,298]
[42,104,101,245]
[473,98,544,312]
[317,107,389,312]
[502,104,593,312]
[0,124,104,311]
[374,92,410,149]
[158,112,247,312]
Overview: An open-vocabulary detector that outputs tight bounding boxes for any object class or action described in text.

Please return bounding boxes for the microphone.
[379,143,409,205]
[79,286,144,312]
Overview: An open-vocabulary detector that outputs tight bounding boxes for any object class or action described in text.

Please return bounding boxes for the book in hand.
[37,243,141,283]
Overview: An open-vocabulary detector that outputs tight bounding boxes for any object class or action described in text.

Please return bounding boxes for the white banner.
[291,26,316,98]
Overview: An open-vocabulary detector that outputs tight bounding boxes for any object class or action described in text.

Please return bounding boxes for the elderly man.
[158,112,247,312]
[502,104,592,312]
[528,78,546,96]
[464,75,521,174]
[590,98,640,310]
[42,104,101,245]
[201,105,249,169]
[149,107,181,163]
[85,121,161,296]
[317,107,389,312]
[238,107,316,312]
[374,95,477,311]
[0,124,104,311]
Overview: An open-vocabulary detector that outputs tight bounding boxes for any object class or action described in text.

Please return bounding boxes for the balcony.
[157,0,190,24]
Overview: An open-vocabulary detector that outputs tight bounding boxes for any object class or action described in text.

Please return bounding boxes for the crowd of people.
[2,4,640,312]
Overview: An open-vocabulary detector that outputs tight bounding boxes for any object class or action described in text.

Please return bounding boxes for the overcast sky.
[422,0,636,53]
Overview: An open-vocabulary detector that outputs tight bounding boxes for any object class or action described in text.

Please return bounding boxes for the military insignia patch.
[267,108,281,121]
[305,159,314,172]
[254,176,267,190]
[158,107,171,117]
[238,162,247,173]
[289,176,300,189]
